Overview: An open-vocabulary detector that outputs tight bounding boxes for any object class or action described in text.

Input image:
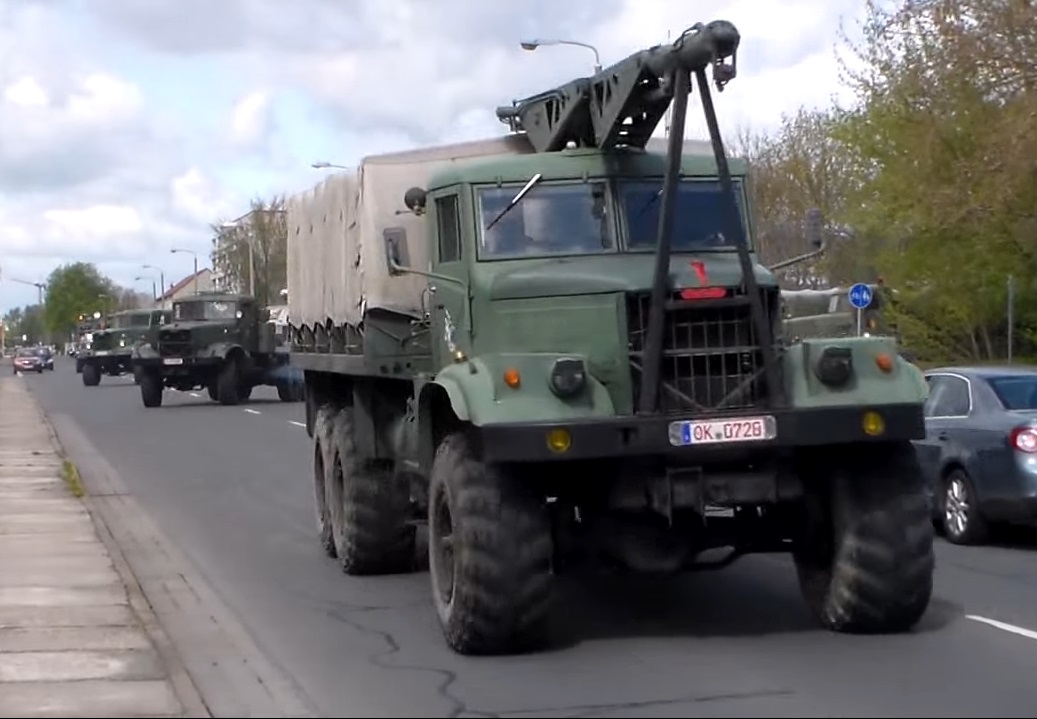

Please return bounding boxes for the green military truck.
[133,292,303,408]
[80,308,169,386]
[286,20,934,656]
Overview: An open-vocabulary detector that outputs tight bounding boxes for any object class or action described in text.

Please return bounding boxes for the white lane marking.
[243,408,261,415]
[967,614,1037,641]
[288,421,306,428]
[189,392,200,397]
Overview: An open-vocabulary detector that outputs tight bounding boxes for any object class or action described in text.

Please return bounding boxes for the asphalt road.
[23,358,1037,717]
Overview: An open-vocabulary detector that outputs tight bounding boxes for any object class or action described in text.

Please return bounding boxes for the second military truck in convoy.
[79,308,169,386]
[133,292,303,407]
[286,20,934,655]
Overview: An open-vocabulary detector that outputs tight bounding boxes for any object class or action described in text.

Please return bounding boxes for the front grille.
[91,333,114,351]
[159,329,193,358]
[626,288,780,413]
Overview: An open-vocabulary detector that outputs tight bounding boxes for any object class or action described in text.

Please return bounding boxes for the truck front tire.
[312,405,337,558]
[428,430,554,655]
[140,372,163,408]
[81,363,100,386]
[793,441,934,634]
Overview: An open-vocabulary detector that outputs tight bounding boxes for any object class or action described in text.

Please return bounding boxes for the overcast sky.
[0,0,864,312]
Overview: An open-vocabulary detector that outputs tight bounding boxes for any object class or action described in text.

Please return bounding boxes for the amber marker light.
[503,368,521,388]
[862,411,885,436]
[546,428,572,453]
[875,353,894,373]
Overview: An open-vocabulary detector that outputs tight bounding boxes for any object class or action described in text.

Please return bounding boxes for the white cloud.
[229,89,271,148]
[3,76,47,106]
[171,167,234,224]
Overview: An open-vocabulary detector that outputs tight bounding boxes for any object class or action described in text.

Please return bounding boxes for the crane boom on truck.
[287,20,933,657]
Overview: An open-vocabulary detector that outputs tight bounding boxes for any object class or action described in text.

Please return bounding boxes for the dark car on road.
[11,348,43,374]
[915,366,1037,544]
[35,346,54,371]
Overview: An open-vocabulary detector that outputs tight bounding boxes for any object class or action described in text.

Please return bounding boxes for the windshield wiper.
[485,173,543,230]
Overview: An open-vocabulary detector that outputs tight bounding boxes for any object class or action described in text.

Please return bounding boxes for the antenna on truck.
[500,21,783,412]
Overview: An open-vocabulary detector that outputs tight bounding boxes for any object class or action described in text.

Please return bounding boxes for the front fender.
[202,342,242,360]
[427,353,617,426]
[783,336,928,408]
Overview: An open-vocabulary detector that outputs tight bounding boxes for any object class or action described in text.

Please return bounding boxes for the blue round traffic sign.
[848,283,873,310]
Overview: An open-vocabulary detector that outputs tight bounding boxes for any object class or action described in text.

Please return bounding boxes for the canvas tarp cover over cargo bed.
[286,135,534,328]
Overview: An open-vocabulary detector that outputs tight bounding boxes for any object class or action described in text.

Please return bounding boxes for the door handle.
[937,431,949,441]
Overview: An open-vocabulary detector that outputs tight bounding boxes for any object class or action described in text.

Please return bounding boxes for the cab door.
[427,191,471,369]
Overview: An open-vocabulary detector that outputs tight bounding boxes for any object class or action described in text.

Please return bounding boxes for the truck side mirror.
[403,186,427,216]
[384,227,410,276]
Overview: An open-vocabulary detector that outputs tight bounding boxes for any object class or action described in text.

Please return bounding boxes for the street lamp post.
[134,276,157,303]
[142,265,165,307]
[311,161,350,170]
[170,248,199,294]
[519,38,602,72]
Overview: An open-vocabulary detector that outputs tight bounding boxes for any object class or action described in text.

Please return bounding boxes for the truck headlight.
[548,358,586,398]
[814,346,853,387]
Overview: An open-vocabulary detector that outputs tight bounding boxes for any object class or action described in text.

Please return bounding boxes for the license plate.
[668,415,777,447]
[163,358,184,365]
[94,350,109,356]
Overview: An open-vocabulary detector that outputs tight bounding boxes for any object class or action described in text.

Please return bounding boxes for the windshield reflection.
[619,179,747,252]
[173,300,238,321]
[477,182,613,259]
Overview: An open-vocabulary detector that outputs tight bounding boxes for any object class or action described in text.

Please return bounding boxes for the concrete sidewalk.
[0,377,202,717]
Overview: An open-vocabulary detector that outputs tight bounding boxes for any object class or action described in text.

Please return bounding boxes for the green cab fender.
[205,342,244,360]
[782,336,929,408]
[416,353,617,468]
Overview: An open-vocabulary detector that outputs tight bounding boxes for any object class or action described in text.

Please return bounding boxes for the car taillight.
[1009,426,1037,453]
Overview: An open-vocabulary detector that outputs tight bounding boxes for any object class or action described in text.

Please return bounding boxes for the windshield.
[988,376,1037,410]
[111,313,151,329]
[173,300,237,321]
[477,181,613,260]
[15,349,35,358]
[619,179,748,252]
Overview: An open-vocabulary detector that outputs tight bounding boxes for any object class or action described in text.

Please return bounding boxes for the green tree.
[211,196,288,307]
[832,0,1037,361]
[2,305,44,346]
[43,263,117,338]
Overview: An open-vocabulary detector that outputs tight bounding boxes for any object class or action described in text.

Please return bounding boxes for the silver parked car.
[914,366,1037,545]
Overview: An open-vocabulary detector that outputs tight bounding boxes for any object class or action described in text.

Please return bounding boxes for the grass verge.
[61,459,85,498]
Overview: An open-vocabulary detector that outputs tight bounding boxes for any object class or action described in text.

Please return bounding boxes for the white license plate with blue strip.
[668,415,777,447]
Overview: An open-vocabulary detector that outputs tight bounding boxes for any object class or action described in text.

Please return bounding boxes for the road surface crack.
[325,602,483,718]
[495,688,796,717]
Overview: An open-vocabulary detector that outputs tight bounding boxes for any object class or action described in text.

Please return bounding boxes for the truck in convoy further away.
[286,20,934,656]
[133,292,303,407]
[79,308,170,387]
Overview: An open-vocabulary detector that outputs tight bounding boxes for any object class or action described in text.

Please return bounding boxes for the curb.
[38,407,212,718]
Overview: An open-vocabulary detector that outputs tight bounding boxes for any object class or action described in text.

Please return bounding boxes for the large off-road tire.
[216,359,242,405]
[81,363,100,387]
[428,430,554,655]
[140,372,163,408]
[277,382,304,402]
[132,365,143,385]
[312,404,337,558]
[794,441,934,634]
[327,406,414,575]
[207,384,218,402]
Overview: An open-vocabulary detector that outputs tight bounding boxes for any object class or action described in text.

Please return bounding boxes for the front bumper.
[83,351,131,368]
[136,355,223,372]
[479,403,925,463]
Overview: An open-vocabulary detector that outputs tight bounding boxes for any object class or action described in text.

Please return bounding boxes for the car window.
[987,375,1037,410]
[925,375,970,417]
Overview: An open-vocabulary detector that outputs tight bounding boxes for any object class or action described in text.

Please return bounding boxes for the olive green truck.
[286,20,934,655]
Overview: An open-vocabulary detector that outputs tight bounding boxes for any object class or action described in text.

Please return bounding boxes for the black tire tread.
[796,441,934,634]
[330,406,414,575]
[313,404,338,558]
[429,431,553,655]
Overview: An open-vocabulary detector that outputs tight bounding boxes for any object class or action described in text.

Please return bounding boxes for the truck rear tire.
[328,406,414,575]
[82,363,100,387]
[794,441,934,634]
[312,405,337,558]
[140,372,163,408]
[428,430,554,655]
